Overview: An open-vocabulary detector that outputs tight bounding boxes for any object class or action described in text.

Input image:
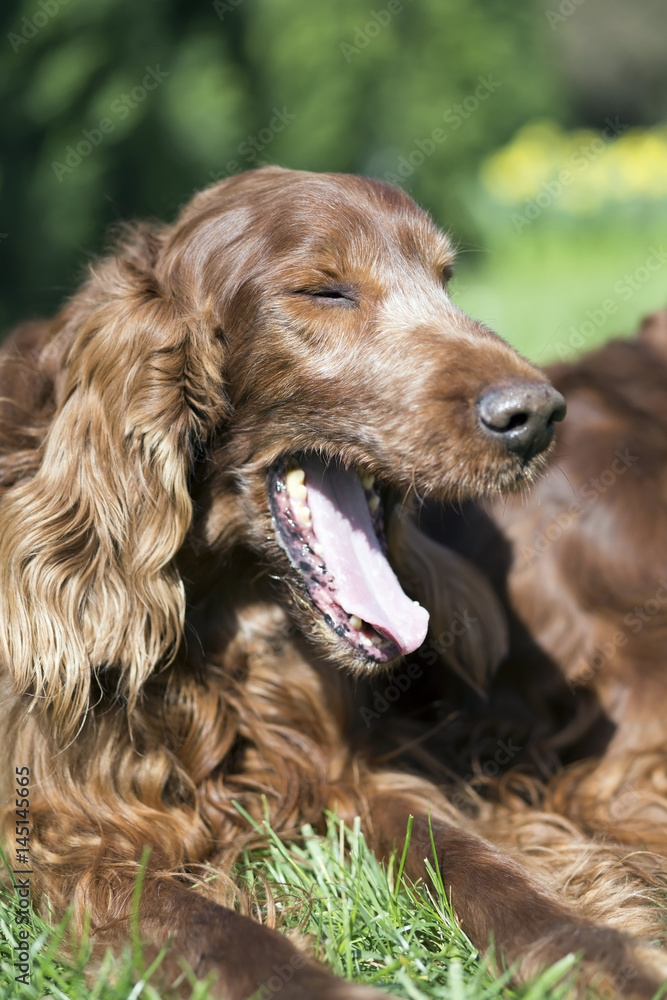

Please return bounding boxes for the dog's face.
[0,167,564,736]
[169,168,565,670]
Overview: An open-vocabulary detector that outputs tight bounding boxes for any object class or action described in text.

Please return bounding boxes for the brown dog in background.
[1,167,665,999]
[413,309,667,987]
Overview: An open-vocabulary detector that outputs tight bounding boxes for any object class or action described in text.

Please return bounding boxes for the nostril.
[477,381,566,461]
[478,391,532,434]
[502,411,528,432]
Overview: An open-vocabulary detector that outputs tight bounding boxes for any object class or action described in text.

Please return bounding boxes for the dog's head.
[0,167,564,731]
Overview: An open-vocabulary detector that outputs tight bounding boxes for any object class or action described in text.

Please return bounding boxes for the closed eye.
[310,289,348,299]
[293,286,356,305]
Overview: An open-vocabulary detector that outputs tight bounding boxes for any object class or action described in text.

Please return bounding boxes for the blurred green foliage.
[453,120,667,361]
[0,0,665,358]
[0,0,561,332]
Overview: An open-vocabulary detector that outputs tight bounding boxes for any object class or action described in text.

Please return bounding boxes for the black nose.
[477,381,566,462]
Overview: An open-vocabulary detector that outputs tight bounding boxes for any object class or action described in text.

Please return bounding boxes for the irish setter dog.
[0,167,664,999]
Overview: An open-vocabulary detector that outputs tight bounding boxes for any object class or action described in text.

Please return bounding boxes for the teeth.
[312,542,324,556]
[349,615,363,630]
[368,494,380,514]
[294,503,311,527]
[361,473,375,490]
[368,633,392,650]
[359,635,373,647]
[286,467,306,496]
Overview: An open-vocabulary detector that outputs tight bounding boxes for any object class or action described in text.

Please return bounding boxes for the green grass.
[0,814,585,1000]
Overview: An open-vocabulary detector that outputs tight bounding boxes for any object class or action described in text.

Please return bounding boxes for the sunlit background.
[1,0,666,362]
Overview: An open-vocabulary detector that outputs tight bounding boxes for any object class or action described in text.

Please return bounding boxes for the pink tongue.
[301,457,429,655]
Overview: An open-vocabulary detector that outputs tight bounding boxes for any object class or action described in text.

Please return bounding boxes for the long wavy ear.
[0,229,226,737]
[388,509,508,695]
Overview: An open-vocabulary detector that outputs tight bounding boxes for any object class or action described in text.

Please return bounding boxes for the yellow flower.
[482,121,667,213]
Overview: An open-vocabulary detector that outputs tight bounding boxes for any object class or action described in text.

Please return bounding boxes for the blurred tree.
[0,0,564,332]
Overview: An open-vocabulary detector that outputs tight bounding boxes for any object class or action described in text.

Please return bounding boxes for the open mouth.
[269,454,429,664]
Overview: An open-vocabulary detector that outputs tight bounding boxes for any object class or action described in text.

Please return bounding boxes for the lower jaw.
[266,446,538,663]
[269,458,400,665]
